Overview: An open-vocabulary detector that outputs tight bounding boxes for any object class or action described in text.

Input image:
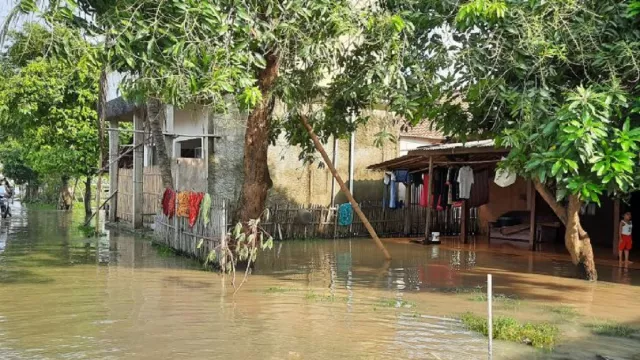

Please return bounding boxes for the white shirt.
[622,220,633,235]
[0,186,6,196]
[457,166,474,199]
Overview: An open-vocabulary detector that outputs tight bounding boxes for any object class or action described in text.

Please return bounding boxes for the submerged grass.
[304,291,348,303]
[263,287,301,294]
[589,322,638,338]
[546,304,580,318]
[152,243,178,257]
[469,293,520,308]
[376,298,416,309]
[460,312,558,350]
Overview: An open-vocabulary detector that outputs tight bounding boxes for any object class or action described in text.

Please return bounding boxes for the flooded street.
[1,204,640,359]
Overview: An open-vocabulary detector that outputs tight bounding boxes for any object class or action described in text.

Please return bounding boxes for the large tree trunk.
[533,180,597,280]
[147,98,173,189]
[59,176,72,210]
[236,53,280,223]
[84,176,92,219]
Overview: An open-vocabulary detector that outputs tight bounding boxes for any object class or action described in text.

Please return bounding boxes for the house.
[105,72,444,228]
[368,140,621,256]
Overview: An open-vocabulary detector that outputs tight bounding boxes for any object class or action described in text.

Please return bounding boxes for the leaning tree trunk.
[533,180,597,280]
[147,98,174,189]
[236,53,280,223]
[84,177,92,219]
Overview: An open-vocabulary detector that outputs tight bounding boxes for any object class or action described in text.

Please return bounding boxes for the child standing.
[619,211,633,265]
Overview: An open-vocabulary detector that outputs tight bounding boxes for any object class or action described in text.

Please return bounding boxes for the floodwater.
[1,203,640,360]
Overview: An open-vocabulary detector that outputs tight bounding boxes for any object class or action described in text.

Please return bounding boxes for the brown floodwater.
[1,203,640,359]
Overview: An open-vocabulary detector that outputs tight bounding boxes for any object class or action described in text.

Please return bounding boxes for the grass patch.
[304,291,347,303]
[547,305,580,318]
[376,298,416,309]
[460,312,558,350]
[590,322,638,338]
[263,287,300,294]
[152,243,178,257]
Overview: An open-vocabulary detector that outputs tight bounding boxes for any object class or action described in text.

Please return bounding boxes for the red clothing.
[161,188,176,218]
[619,234,633,251]
[420,174,430,207]
[188,192,204,227]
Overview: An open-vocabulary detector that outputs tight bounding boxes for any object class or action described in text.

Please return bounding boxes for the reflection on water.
[1,204,640,359]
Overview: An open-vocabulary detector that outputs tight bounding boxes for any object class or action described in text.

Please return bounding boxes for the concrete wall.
[162,104,402,206]
[268,111,399,206]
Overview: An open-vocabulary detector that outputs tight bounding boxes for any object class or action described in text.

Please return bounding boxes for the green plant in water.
[590,322,638,338]
[547,305,580,318]
[460,312,558,350]
[153,243,177,258]
[376,298,416,309]
[77,225,106,238]
[263,287,299,294]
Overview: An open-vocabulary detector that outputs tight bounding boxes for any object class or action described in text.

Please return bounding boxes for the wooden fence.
[116,166,163,224]
[153,197,227,262]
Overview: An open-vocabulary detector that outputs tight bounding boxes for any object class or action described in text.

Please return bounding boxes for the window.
[176,138,203,159]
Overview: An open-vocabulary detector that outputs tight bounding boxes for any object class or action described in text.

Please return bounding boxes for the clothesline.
[408,159,500,174]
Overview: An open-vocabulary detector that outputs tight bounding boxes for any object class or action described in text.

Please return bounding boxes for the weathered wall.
[268,111,399,206]
[163,104,401,207]
[208,105,246,203]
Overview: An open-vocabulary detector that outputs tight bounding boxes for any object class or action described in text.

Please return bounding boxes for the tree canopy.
[0,23,100,183]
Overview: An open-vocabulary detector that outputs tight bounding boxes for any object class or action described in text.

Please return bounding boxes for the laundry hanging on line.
[457,166,474,199]
[161,188,176,218]
[188,192,205,227]
[389,172,397,209]
[338,203,354,226]
[177,191,190,218]
[199,193,212,227]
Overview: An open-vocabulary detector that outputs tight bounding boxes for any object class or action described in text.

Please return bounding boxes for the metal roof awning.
[368,139,509,171]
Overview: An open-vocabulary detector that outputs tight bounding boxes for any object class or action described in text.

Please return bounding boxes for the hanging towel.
[161,188,176,218]
[420,174,430,207]
[199,193,211,227]
[338,203,354,226]
[188,192,204,227]
[177,191,190,217]
[389,177,397,209]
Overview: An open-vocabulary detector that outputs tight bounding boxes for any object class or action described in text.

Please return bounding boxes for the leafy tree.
[391,0,640,279]
[0,23,100,209]
[13,0,419,225]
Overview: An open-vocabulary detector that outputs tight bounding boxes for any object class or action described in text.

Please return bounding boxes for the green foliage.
[590,322,638,338]
[16,0,419,156]
[0,24,100,183]
[390,0,640,202]
[460,312,559,350]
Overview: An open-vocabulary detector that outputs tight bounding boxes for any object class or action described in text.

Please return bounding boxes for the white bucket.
[431,232,441,243]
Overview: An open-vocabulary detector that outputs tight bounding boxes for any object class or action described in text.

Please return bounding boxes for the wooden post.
[300,116,391,260]
[132,110,144,229]
[529,181,537,251]
[404,183,412,235]
[424,156,434,243]
[613,199,620,257]
[108,119,119,222]
[461,199,469,244]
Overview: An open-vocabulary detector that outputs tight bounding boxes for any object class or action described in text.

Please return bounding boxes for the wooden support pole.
[404,183,412,235]
[461,199,469,244]
[529,181,537,251]
[613,199,620,257]
[108,119,119,222]
[424,156,433,243]
[132,110,144,229]
[299,116,391,260]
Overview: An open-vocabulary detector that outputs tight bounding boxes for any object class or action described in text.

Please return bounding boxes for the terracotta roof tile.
[400,121,444,140]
